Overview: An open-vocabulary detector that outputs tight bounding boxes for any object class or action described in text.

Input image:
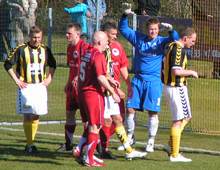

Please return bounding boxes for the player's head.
[146,17,160,40]
[75,0,83,4]
[179,27,197,48]
[66,23,82,45]
[29,25,43,48]
[92,31,109,52]
[101,20,118,44]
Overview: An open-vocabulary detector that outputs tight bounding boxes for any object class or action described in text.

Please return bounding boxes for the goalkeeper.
[118,3,179,153]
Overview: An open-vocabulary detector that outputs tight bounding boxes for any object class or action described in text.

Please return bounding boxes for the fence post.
[48,8,52,49]
[132,14,137,72]
[96,0,100,31]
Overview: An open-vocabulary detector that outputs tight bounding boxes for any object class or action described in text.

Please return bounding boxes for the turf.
[0,123,219,170]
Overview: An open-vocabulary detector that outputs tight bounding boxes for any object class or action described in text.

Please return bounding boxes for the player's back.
[78,45,106,93]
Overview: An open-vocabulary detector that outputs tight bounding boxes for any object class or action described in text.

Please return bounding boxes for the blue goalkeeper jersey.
[119,17,179,81]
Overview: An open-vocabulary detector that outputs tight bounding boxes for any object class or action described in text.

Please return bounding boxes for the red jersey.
[78,45,107,94]
[67,39,89,82]
[109,41,129,84]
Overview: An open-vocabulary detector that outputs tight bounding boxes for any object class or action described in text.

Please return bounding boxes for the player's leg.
[23,114,39,153]
[57,88,78,151]
[83,91,105,167]
[163,85,192,162]
[99,96,118,159]
[113,114,147,160]
[146,111,159,152]
[99,118,115,158]
[126,108,136,143]
[85,124,105,167]
[143,80,162,152]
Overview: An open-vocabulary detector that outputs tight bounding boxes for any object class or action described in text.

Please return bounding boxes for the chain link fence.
[0,1,219,133]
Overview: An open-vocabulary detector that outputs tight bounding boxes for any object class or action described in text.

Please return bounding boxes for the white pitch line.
[1,126,220,155]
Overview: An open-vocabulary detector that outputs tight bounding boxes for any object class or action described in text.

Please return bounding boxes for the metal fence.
[0,2,219,134]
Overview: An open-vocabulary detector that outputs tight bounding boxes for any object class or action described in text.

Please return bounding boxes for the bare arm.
[172,69,198,80]
[120,67,133,98]
[7,68,28,89]
[43,67,56,87]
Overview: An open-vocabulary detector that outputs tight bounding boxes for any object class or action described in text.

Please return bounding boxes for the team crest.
[39,54,45,60]
[112,48,119,56]
[73,51,79,58]
[151,43,157,50]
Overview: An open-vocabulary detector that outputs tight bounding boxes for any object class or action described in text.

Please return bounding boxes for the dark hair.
[179,27,196,38]
[101,19,118,32]
[146,17,160,28]
[67,23,82,34]
[30,25,43,35]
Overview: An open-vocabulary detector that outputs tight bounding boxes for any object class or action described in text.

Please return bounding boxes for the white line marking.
[1,126,220,155]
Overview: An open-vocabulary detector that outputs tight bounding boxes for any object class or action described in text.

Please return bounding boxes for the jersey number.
[79,61,86,82]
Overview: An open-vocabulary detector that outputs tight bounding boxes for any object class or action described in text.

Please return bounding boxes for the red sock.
[65,124,76,145]
[100,126,110,152]
[109,123,115,137]
[85,132,98,163]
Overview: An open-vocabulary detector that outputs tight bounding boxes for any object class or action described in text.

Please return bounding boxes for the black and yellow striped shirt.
[162,42,187,87]
[4,42,56,83]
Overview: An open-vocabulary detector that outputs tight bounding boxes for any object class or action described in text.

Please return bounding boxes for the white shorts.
[104,96,120,119]
[163,85,192,121]
[17,83,48,115]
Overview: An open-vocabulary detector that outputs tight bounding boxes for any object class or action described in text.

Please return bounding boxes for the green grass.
[1,60,220,133]
[0,123,219,170]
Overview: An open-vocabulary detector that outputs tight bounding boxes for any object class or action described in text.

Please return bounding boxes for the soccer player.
[99,20,147,160]
[118,3,179,152]
[56,23,89,152]
[77,31,120,167]
[4,25,56,153]
[162,27,198,162]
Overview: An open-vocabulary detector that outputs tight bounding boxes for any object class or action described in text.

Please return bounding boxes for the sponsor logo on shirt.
[73,51,79,58]
[112,48,119,56]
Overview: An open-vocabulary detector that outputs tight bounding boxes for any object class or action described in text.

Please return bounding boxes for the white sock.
[148,116,159,144]
[126,114,135,141]
[77,136,87,151]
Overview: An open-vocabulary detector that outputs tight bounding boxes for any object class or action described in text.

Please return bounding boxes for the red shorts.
[66,87,79,111]
[78,91,104,126]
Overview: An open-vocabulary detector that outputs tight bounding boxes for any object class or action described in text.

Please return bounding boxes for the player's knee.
[126,108,135,115]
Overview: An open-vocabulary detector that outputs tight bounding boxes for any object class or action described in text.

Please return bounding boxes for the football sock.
[126,114,135,141]
[148,116,159,143]
[180,119,188,132]
[78,126,88,153]
[168,119,188,146]
[65,124,76,146]
[85,132,98,164]
[115,126,133,154]
[170,127,181,158]
[32,119,39,141]
[23,120,39,146]
[100,125,110,152]
[23,122,33,146]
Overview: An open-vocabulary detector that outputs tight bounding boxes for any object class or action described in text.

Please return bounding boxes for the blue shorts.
[126,77,163,112]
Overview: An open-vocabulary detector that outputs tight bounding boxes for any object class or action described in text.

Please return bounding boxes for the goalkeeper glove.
[122,3,134,15]
[160,23,173,32]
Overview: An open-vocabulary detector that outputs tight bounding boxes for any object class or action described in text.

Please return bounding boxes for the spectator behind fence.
[4,25,56,153]
[64,0,88,42]
[83,0,106,44]
[14,0,38,46]
[0,0,23,60]
[134,0,161,16]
